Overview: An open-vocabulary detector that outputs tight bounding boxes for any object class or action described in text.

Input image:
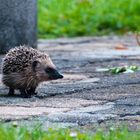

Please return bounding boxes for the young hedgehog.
[2,46,63,98]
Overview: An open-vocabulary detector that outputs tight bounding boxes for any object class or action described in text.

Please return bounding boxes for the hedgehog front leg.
[19,89,31,98]
[27,88,37,95]
[8,88,15,96]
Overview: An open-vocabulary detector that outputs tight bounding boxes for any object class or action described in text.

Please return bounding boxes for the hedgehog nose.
[55,72,63,79]
[53,70,63,79]
[58,74,63,79]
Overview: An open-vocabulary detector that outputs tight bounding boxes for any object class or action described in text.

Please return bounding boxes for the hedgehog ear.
[32,60,40,72]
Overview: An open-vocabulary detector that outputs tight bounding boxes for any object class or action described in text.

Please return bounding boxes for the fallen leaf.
[115,44,128,50]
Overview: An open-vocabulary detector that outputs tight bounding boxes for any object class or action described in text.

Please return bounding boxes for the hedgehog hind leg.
[19,89,31,98]
[8,88,15,96]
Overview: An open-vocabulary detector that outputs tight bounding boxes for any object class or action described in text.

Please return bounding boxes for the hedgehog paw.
[32,92,38,95]
[27,88,37,95]
[20,89,32,98]
[8,88,15,96]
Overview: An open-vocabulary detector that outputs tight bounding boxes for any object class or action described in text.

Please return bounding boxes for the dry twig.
[135,33,140,46]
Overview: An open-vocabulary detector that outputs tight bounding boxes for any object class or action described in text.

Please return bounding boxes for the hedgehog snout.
[56,72,63,79]
[48,69,63,80]
[52,70,63,79]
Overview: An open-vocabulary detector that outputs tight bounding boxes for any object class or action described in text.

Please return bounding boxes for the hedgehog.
[2,46,63,98]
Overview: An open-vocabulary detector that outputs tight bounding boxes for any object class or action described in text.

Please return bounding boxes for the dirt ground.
[0,35,140,130]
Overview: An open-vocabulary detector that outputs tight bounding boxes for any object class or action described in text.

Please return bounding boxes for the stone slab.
[0,36,140,130]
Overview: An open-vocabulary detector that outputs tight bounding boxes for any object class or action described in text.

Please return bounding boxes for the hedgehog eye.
[32,60,39,72]
[45,67,54,73]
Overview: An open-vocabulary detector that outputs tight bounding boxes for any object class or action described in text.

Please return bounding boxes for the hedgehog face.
[32,60,63,81]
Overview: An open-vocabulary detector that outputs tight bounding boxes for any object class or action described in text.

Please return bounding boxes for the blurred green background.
[38,0,140,38]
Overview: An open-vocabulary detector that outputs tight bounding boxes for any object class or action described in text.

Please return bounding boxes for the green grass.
[0,123,140,140]
[38,0,140,38]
